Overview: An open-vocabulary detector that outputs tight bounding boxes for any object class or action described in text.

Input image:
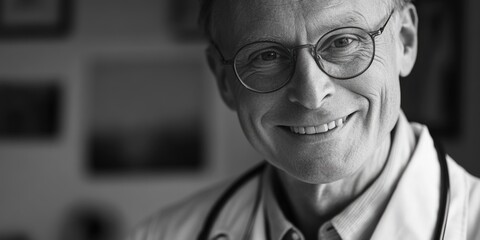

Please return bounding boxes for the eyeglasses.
[213,10,395,93]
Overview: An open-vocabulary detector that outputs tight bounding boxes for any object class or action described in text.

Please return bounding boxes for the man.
[129,0,480,239]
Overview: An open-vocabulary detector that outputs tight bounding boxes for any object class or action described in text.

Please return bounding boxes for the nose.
[287,48,335,110]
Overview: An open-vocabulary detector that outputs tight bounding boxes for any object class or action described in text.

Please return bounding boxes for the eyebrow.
[234,34,284,51]
[313,13,371,32]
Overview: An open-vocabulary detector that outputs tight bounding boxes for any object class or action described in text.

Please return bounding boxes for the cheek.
[230,84,288,159]
[370,54,401,120]
[365,68,401,138]
[231,84,273,145]
[229,72,280,122]
[360,46,400,106]
[337,55,401,135]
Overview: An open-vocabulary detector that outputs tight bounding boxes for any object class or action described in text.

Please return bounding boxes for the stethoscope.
[197,139,450,240]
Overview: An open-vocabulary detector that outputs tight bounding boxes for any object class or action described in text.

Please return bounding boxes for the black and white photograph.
[0,0,479,240]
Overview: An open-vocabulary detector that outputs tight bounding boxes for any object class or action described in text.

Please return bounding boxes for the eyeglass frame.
[212,9,395,93]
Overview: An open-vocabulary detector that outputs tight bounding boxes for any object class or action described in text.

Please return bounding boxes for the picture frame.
[0,0,73,39]
[0,232,29,240]
[0,80,62,139]
[400,0,463,138]
[86,55,206,175]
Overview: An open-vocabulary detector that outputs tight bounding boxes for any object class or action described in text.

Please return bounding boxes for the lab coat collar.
[371,122,467,239]
[207,172,265,240]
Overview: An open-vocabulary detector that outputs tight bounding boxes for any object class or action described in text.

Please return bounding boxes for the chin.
[273,154,362,184]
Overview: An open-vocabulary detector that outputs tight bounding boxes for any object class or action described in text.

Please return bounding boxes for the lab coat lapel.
[371,125,440,239]
[371,125,466,239]
[208,174,264,240]
[442,155,468,239]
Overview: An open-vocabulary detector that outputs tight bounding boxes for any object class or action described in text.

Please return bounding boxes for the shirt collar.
[263,112,416,240]
[263,165,300,240]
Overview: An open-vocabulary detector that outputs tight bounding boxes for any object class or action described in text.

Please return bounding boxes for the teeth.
[292,127,298,133]
[327,121,336,130]
[289,116,347,135]
[315,124,328,133]
[336,118,344,127]
[306,126,316,134]
[299,127,306,134]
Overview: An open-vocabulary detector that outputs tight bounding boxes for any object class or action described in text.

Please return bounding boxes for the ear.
[206,45,237,110]
[397,4,418,77]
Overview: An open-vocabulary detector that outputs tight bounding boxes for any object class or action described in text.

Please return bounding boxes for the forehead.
[211,0,390,51]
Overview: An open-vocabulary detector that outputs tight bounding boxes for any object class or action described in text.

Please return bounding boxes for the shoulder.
[444,155,480,239]
[126,180,232,240]
[409,120,480,239]
[126,163,267,240]
[467,172,480,209]
[446,155,480,205]
[465,168,480,239]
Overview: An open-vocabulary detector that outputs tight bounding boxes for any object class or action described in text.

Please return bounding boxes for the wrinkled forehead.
[211,0,391,51]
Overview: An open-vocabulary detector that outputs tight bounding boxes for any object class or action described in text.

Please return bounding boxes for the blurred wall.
[0,0,261,239]
[443,0,480,177]
[0,0,478,240]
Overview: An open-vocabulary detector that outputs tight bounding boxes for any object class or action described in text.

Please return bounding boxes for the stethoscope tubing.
[433,139,451,240]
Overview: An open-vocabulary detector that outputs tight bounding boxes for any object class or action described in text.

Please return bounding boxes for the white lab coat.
[128,122,480,240]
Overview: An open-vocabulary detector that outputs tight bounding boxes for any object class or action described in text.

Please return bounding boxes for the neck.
[273,135,392,239]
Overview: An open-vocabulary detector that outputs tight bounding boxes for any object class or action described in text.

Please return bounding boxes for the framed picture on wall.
[0,232,30,240]
[0,80,62,139]
[86,56,206,175]
[400,0,463,138]
[0,0,73,38]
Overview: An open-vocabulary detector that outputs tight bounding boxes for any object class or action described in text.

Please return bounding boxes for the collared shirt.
[263,113,417,240]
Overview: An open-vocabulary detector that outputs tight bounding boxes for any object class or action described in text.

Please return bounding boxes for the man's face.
[210,0,415,183]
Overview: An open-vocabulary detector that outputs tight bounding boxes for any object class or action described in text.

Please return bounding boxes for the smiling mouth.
[287,116,349,135]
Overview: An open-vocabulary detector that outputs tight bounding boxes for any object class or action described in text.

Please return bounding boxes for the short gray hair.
[198,0,412,40]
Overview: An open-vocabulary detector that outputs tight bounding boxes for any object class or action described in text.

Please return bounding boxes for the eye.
[257,51,280,61]
[331,37,355,48]
[239,44,290,67]
[317,33,363,53]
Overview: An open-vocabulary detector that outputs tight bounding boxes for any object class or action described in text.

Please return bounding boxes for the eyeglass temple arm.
[369,9,395,37]
[211,41,234,65]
